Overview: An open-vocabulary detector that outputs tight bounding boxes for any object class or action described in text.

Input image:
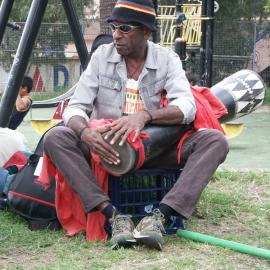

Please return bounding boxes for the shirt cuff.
[169,99,196,124]
[63,108,90,125]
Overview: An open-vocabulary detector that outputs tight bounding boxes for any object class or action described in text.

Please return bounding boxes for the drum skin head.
[101,137,137,175]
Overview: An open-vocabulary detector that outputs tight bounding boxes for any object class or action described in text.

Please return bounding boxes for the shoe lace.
[110,213,133,236]
[150,209,166,233]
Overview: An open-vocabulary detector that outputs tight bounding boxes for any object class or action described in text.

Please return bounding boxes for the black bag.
[6,129,61,230]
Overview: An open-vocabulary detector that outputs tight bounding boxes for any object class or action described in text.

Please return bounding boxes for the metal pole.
[252,18,257,71]
[204,0,214,86]
[152,0,158,43]
[0,0,15,45]
[175,37,186,69]
[175,0,184,39]
[0,0,48,127]
[199,0,207,86]
[61,0,88,70]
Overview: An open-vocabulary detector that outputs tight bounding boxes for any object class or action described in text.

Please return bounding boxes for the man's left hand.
[104,110,150,146]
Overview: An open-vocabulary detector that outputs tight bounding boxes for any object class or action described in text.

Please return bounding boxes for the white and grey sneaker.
[109,212,136,249]
[133,209,166,250]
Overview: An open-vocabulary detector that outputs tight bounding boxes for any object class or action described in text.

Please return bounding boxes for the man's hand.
[104,110,151,146]
[80,126,120,165]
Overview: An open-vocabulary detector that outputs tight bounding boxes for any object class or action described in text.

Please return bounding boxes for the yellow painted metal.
[31,119,61,134]
[157,3,203,47]
[158,5,176,47]
[221,123,245,139]
[182,4,202,46]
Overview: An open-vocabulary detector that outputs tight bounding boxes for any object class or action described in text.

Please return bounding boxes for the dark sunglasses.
[109,23,141,34]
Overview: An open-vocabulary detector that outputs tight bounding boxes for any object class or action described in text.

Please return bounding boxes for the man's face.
[110,22,150,57]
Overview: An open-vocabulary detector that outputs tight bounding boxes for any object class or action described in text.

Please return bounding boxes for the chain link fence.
[162,18,270,86]
[213,19,270,85]
[0,17,269,101]
[0,19,99,100]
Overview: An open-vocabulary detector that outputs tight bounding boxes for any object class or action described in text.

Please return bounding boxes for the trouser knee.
[205,129,229,162]
[43,126,75,154]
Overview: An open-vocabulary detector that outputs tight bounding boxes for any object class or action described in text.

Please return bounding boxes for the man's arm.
[67,115,120,165]
[104,105,183,146]
[143,105,184,125]
[63,48,120,165]
[163,49,196,125]
[66,115,89,138]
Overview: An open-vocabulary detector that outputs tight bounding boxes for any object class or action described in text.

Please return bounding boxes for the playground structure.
[156,0,217,87]
[158,2,203,47]
[157,1,220,48]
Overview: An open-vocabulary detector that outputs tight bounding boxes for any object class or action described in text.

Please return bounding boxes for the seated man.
[43,0,229,250]
[8,75,33,130]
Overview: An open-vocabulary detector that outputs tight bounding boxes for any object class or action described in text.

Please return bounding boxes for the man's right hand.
[80,126,120,165]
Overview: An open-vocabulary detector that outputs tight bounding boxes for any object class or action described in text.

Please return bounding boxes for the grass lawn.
[264,88,270,105]
[1,170,270,270]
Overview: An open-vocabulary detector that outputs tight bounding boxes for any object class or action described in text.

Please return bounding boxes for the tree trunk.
[100,0,116,34]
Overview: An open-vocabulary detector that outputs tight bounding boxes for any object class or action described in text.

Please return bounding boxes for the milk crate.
[108,169,184,234]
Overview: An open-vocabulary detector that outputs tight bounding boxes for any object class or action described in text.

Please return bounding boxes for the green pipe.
[177,229,270,260]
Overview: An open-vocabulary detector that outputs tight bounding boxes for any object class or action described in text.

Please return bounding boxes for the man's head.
[107,0,156,57]
[20,76,33,96]
[107,0,156,31]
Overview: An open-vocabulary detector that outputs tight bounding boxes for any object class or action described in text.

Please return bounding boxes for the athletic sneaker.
[133,209,166,250]
[109,213,135,249]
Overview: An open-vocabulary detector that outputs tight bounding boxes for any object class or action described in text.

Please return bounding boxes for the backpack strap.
[27,219,61,231]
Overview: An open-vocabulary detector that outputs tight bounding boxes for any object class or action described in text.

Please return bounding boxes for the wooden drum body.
[101,125,190,175]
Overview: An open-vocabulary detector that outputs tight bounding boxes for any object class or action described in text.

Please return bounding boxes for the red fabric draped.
[3,151,28,170]
[38,119,147,241]
[176,86,228,162]
[158,86,228,163]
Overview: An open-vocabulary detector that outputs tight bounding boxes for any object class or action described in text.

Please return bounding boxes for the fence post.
[0,0,48,127]
[199,0,214,87]
[204,0,214,86]
[175,0,184,39]
[175,37,186,69]
[152,0,159,43]
[199,0,207,85]
[251,18,257,71]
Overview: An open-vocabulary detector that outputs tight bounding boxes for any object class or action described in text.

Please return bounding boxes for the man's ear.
[143,27,152,40]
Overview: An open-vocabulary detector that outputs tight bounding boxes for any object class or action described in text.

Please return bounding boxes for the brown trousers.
[44,126,229,219]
